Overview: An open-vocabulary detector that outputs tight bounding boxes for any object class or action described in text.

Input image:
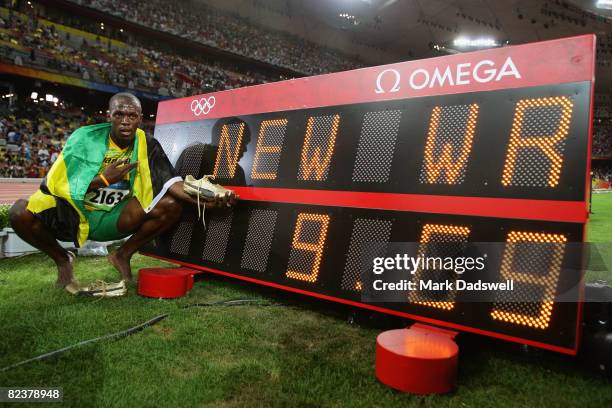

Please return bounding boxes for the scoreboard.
[145,35,595,355]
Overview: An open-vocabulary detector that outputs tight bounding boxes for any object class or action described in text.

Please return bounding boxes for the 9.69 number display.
[145,35,595,355]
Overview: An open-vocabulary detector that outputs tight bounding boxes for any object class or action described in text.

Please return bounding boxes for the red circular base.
[138,267,199,298]
[375,325,458,394]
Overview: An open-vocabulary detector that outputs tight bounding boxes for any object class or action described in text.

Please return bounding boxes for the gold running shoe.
[65,280,127,297]
[184,175,234,226]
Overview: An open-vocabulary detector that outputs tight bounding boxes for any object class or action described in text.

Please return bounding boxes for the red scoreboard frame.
[145,35,595,355]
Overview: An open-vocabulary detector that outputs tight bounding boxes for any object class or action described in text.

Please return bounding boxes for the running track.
[0,179,40,204]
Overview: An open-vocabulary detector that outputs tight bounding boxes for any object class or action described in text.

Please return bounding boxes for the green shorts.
[27,190,131,244]
[86,198,131,242]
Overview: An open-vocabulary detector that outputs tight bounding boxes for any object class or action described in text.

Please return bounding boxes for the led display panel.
[144,35,595,355]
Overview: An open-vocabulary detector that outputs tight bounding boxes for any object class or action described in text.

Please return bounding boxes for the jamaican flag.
[41,123,181,247]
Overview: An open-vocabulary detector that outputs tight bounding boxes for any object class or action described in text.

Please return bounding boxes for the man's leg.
[8,199,74,286]
[108,195,182,281]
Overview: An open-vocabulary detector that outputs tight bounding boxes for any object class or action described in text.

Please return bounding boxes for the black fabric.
[146,136,179,197]
[32,195,81,246]
[39,176,50,195]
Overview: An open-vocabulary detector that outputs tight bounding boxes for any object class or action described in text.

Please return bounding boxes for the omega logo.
[374,57,521,94]
[375,69,401,94]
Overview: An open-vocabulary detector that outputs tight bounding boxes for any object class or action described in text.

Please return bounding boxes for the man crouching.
[9,92,234,289]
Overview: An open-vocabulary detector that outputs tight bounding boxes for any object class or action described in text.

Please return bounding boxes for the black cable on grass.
[0,298,283,373]
[182,298,284,308]
[0,314,169,373]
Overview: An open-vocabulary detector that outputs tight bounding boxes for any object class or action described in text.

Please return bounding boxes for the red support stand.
[375,323,459,394]
[138,267,203,298]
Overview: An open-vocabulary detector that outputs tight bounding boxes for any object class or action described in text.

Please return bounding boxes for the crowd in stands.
[0,6,265,97]
[593,162,612,191]
[593,104,612,158]
[593,120,612,158]
[70,0,363,75]
[0,98,153,178]
[593,163,612,182]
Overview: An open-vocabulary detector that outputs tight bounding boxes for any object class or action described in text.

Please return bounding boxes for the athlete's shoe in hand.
[184,175,233,199]
[65,280,127,297]
[184,175,234,227]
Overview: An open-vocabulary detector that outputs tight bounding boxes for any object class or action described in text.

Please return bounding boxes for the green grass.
[587,193,612,283]
[588,193,612,242]
[1,196,612,407]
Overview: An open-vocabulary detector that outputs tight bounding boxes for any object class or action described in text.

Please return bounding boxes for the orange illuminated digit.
[409,224,471,310]
[213,123,245,178]
[421,104,479,184]
[501,96,573,187]
[286,213,330,283]
[491,232,567,329]
[251,119,287,180]
[298,115,340,181]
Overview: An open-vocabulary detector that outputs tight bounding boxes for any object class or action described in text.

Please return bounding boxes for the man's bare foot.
[108,250,133,282]
[55,251,75,288]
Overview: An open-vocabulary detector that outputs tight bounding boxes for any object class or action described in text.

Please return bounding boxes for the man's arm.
[87,176,107,192]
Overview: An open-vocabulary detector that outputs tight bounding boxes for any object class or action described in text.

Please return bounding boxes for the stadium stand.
[0,4,266,96]
[0,0,278,179]
[593,162,612,190]
[67,0,364,75]
[593,163,612,179]
[593,104,612,159]
[593,122,612,158]
[593,103,612,190]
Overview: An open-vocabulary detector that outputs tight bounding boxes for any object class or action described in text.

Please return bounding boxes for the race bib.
[84,180,131,211]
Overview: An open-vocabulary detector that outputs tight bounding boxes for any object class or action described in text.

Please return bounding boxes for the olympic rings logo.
[190,96,216,116]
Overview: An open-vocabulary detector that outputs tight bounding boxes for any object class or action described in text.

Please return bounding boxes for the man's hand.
[103,158,138,185]
[169,181,238,209]
[88,158,138,192]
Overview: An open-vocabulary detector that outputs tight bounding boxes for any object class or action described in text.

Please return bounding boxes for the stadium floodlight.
[45,94,53,102]
[596,0,612,10]
[30,92,38,99]
[453,37,498,47]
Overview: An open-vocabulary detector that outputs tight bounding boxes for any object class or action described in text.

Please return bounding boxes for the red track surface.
[0,180,40,204]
